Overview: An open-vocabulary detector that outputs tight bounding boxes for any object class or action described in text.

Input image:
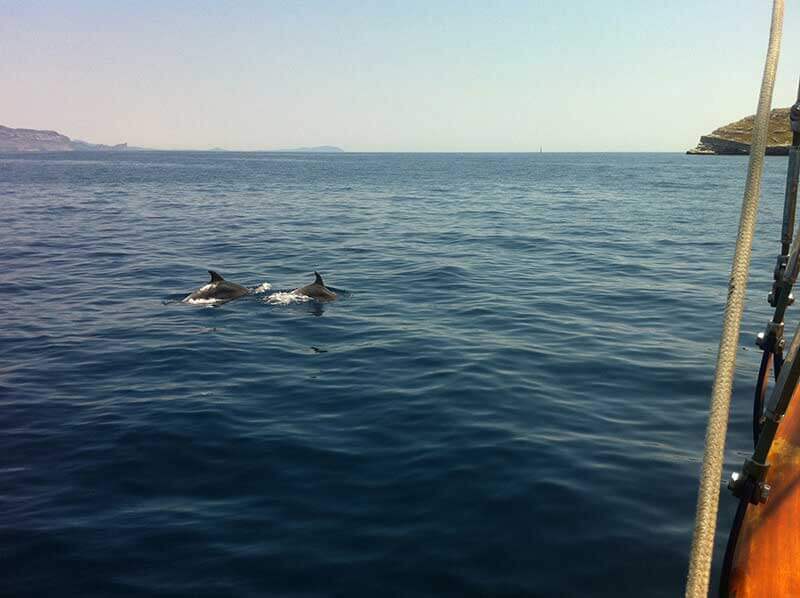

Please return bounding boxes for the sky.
[3,1,800,152]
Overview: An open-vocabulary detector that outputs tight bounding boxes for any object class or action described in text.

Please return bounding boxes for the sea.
[1,151,792,597]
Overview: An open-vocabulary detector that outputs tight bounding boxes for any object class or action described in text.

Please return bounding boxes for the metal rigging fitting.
[756,95,800,351]
[756,321,786,352]
[734,318,800,506]
[729,462,771,505]
[791,98,800,134]
[768,256,793,307]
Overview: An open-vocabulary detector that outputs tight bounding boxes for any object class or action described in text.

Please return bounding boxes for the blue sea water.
[0,151,792,597]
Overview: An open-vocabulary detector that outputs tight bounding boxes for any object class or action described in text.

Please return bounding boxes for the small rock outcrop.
[687,108,792,155]
[0,125,127,152]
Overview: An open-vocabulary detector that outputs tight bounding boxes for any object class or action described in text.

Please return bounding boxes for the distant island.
[0,125,129,152]
[687,107,792,155]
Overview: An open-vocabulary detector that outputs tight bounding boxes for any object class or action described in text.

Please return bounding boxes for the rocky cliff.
[687,108,792,155]
[0,125,127,152]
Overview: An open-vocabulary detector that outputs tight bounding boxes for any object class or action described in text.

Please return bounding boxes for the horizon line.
[4,149,708,155]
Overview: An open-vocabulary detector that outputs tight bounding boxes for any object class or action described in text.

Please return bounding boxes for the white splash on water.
[253,281,272,293]
[265,291,311,305]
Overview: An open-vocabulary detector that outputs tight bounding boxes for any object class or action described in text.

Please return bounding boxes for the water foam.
[265,291,311,305]
[253,282,272,293]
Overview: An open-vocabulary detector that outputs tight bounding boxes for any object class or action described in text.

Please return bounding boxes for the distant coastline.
[0,125,347,153]
[0,125,134,153]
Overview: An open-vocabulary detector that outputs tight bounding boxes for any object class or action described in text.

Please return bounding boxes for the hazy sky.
[3,1,800,151]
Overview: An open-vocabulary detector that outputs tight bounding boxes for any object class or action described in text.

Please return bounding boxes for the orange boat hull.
[729,386,800,596]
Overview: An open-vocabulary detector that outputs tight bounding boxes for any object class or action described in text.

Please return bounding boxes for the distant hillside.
[0,125,127,152]
[687,108,792,155]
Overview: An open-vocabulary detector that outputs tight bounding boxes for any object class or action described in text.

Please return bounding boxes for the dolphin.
[183,270,250,305]
[294,272,337,301]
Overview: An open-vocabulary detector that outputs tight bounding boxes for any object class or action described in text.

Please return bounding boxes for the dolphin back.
[184,270,251,304]
[295,272,337,301]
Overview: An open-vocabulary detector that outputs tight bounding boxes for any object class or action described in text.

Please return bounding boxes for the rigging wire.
[684,2,784,595]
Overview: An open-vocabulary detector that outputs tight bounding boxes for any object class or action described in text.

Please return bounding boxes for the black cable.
[718,494,750,597]
[753,352,772,447]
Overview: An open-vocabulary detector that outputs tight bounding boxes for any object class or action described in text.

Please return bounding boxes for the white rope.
[685,1,784,596]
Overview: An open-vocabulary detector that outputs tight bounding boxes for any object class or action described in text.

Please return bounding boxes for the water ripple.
[0,152,789,596]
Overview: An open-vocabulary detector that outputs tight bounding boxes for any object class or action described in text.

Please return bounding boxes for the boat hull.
[728,385,800,596]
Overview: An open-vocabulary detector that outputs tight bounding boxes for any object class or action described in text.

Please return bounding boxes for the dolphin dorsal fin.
[209,270,225,283]
[314,271,324,285]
